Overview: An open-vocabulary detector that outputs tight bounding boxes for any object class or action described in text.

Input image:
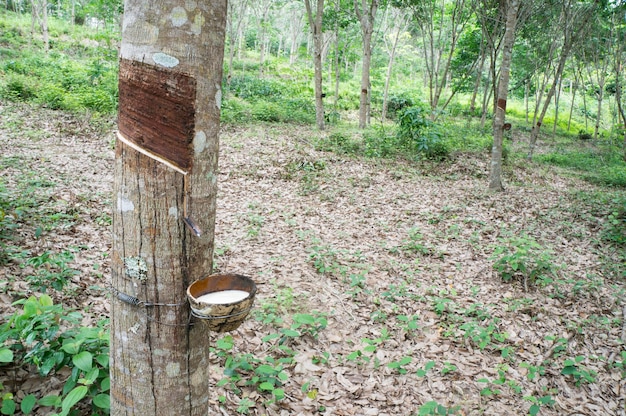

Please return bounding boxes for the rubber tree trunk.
[305,0,325,131]
[110,1,226,414]
[354,0,378,129]
[488,0,519,192]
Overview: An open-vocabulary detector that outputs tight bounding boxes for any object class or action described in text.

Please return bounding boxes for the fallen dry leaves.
[1,103,625,415]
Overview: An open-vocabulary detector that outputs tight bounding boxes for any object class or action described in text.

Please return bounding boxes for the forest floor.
[1,102,625,415]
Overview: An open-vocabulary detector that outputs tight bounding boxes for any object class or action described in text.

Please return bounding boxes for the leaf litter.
[0,104,625,415]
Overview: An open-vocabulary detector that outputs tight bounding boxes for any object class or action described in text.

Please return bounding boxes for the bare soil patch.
[1,103,625,415]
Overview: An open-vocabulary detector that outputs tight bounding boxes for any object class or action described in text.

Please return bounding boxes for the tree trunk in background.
[527,0,596,159]
[30,0,49,52]
[289,3,305,65]
[553,76,562,134]
[417,0,468,118]
[305,0,325,130]
[226,0,249,85]
[615,30,626,159]
[489,0,519,191]
[111,0,226,414]
[382,8,406,121]
[354,0,378,129]
[470,42,486,114]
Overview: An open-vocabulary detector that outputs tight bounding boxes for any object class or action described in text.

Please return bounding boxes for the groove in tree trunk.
[111,1,227,414]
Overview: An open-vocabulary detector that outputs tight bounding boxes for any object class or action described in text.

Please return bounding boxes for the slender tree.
[354,0,379,128]
[381,5,408,120]
[412,0,471,118]
[225,0,249,84]
[305,0,326,130]
[111,0,226,414]
[474,0,506,128]
[250,0,277,76]
[30,0,49,51]
[488,0,519,191]
[527,0,598,159]
[288,1,305,65]
[581,13,613,140]
[612,3,626,159]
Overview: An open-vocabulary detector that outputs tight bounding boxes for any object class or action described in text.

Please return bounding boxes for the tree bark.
[354,0,378,129]
[381,8,406,121]
[488,0,519,192]
[305,0,325,130]
[111,1,226,414]
[615,25,626,159]
[527,1,597,159]
[226,0,249,85]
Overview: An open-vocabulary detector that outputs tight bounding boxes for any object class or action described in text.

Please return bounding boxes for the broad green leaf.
[294,314,315,325]
[95,354,109,368]
[20,394,36,414]
[281,329,300,337]
[424,361,436,371]
[72,351,93,372]
[62,342,79,355]
[93,394,110,409]
[255,365,275,375]
[38,395,61,407]
[258,381,274,391]
[216,336,234,350]
[61,386,88,412]
[399,356,412,365]
[529,404,540,416]
[261,333,280,342]
[39,295,53,307]
[100,377,110,392]
[272,388,285,400]
[0,399,15,415]
[81,367,100,385]
[0,348,13,363]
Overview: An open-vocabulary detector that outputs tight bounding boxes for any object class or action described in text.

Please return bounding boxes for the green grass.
[0,10,119,114]
[536,146,626,188]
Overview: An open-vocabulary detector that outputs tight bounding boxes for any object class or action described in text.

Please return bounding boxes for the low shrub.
[0,295,110,415]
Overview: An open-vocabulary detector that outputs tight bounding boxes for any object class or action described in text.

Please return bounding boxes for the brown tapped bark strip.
[118,59,196,172]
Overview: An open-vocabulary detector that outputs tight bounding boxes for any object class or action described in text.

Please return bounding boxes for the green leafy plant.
[416,360,436,377]
[307,239,342,275]
[0,295,109,415]
[245,203,265,238]
[561,356,597,386]
[491,235,559,290]
[612,350,626,378]
[24,250,79,292]
[387,356,412,374]
[418,400,459,415]
[396,314,419,333]
[290,313,328,339]
[519,362,546,381]
[441,361,458,375]
[524,395,556,416]
[396,106,448,160]
[601,197,626,245]
[477,364,522,396]
[217,351,289,404]
[458,319,507,351]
